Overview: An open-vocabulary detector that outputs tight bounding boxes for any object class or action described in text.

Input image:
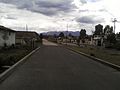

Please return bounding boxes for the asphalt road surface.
[43,39,58,46]
[0,40,120,90]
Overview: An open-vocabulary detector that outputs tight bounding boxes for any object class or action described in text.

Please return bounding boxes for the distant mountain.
[42,31,80,36]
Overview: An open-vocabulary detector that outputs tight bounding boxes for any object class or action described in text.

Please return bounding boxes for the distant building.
[0,25,15,48]
[93,35,104,46]
[15,31,40,45]
[79,35,95,45]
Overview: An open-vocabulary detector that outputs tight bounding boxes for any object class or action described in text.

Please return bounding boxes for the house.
[15,31,40,45]
[93,35,104,46]
[0,25,15,48]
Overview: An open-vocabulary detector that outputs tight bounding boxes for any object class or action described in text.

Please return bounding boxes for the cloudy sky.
[0,0,120,34]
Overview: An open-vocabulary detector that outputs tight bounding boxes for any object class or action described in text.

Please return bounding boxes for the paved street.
[0,40,120,90]
[43,39,58,46]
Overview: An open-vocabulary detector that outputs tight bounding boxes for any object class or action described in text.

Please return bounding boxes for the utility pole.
[66,23,69,45]
[62,19,74,45]
[26,24,28,31]
[105,9,118,33]
[112,18,117,33]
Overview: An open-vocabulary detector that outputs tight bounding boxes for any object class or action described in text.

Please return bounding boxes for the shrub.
[90,47,94,50]
[8,56,16,65]
[0,46,33,68]
[114,42,120,50]
[105,42,114,48]
[4,43,7,47]
[10,44,15,49]
[90,53,95,57]
[0,56,14,66]
[0,57,3,67]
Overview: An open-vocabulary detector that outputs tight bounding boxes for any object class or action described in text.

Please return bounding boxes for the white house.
[0,25,15,47]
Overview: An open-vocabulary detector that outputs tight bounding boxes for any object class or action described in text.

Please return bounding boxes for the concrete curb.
[0,47,40,83]
[67,47,120,71]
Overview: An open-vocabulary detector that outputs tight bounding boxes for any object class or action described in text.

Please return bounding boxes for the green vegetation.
[68,45,120,66]
[0,47,31,67]
[114,42,120,50]
[0,42,41,73]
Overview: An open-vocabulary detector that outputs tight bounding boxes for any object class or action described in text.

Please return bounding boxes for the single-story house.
[93,35,104,46]
[0,25,15,48]
[15,31,40,45]
[93,34,108,46]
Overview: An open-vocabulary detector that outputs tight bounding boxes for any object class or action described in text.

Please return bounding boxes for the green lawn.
[68,45,120,66]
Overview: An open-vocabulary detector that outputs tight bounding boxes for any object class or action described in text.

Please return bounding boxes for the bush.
[0,54,25,67]
[90,47,94,50]
[90,53,95,57]
[0,57,4,67]
[0,56,15,66]
[10,44,15,49]
[105,42,114,48]
[4,43,7,47]
[114,42,120,50]
[0,46,34,74]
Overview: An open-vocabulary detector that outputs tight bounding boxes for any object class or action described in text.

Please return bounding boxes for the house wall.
[15,38,26,45]
[0,30,15,47]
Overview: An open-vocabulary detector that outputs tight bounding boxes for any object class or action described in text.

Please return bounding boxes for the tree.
[94,24,103,35]
[53,34,57,38]
[80,29,86,43]
[110,26,113,33]
[80,29,86,39]
[104,25,113,34]
[39,33,43,44]
[104,25,116,44]
[107,33,116,44]
[59,32,64,38]
[68,33,73,37]
[40,33,43,39]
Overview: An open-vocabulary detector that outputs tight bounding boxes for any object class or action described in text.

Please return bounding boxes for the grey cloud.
[36,0,73,11]
[0,10,5,13]
[76,15,104,24]
[79,9,89,12]
[79,0,101,4]
[79,9,106,13]
[0,14,17,20]
[80,0,87,4]
[5,15,17,20]
[10,26,39,31]
[32,7,58,16]
[87,0,101,3]
[99,9,106,12]
[0,0,76,16]
[31,0,76,16]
